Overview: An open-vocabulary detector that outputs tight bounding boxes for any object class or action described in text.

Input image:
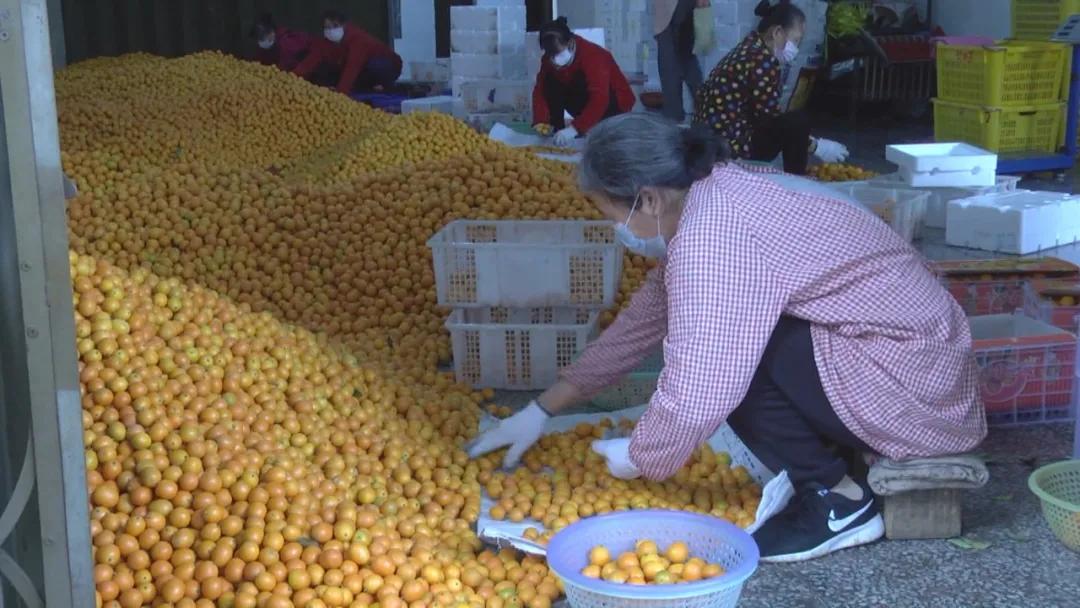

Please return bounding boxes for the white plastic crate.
[946,190,1080,254]
[446,307,598,390]
[451,28,526,55]
[461,110,529,134]
[428,220,625,308]
[451,52,528,80]
[886,143,998,188]
[450,5,526,31]
[459,79,532,113]
[869,173,1022,229]
[825,184,932,242]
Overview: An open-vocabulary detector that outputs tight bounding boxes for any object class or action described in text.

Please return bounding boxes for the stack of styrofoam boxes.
[946,191,1080,255]
[393,0,436,82]
[428,220,624,390]
[451,2,531,133]
[560,0,654,79]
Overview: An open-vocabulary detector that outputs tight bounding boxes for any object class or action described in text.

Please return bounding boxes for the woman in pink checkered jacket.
[469,112,986,562]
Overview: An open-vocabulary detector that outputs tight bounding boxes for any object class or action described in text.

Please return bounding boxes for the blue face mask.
[614,193,667,259]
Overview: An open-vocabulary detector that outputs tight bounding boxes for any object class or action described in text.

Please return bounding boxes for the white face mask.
[552,48,574,67]
[614,194,667,259]
[325,26,345,43]
[258,36,275,50]
[781,40,799,63]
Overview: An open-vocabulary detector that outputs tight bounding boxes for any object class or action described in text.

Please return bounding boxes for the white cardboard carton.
[946,190,1080,254]
[451,28,526,55]
[451,52,528,80]
[450,5,527,32]
[885,142,998,188]
[459,79,532,113]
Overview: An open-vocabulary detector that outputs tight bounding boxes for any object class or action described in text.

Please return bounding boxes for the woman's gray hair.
[578,113,731,203]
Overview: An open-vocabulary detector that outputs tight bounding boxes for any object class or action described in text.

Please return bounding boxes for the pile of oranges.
[806,163,877,182]
[58,52,694,607]
[581,540,725,585]
[481,420,762,544]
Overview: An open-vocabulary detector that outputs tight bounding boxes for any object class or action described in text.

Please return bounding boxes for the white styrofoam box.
[714,0,739,25]
[427,220,625,308]
[394,0,436,68]
[450,5,526,32]
[826,184,931,242]
[946,191,1080,254]
[446,307,598,390]
[451,28,526,55]
[462,111,530,134]
[452,52,528,80]
[886,143,998,188]
[476,0,525,5]
[409,60,451,83]
[870,173,1022,229]
[459,79,532,113]
[400,95,464,117]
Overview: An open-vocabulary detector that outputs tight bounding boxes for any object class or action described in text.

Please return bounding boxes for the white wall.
[932,0,1012,38]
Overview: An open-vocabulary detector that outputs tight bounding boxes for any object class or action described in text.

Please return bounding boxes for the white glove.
[591,438,641,480]
[813,138,850,163]
[553,125,579,147]
[466,401,548,469]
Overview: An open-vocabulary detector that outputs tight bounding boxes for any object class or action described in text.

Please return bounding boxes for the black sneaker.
[753,479,884,562]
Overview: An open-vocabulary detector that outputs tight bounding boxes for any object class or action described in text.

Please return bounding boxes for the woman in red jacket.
[294,10,403,94]
[532,18,635,146]
[251,13,312,72]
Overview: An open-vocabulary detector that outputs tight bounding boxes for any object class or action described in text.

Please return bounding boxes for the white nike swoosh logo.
[828,499,874,533]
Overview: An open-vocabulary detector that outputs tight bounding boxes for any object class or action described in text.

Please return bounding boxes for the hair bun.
[681,125,727,181]
[753,0,775,18]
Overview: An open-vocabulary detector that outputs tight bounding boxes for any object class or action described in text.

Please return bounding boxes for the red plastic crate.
[971,314,1077,425]
[937,258,1080,316]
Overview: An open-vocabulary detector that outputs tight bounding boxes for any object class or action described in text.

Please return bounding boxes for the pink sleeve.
[559,266,669,397]
[629,181,788,481]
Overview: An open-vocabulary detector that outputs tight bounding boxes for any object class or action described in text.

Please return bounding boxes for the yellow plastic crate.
[933,99,1065,153]
[1012,0,1080,40]
[937,41,1068,106]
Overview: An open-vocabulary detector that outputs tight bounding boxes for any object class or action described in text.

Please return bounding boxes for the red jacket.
[294,23,402,94]
[532,36,634,134]
[256,27,312,72]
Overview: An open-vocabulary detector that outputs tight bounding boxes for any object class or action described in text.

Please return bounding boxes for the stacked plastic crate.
[427,220,624,391]
[450,1,533,133]
[934,40,1069,154]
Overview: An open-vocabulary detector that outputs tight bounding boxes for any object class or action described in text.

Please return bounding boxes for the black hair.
[579,114,732,203]
[250,13,275,39]
[538,17,573,54]
[322,10,347,24]
[754,0,806,34]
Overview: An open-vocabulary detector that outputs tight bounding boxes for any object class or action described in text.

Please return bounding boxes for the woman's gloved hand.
[533,123,554,137]
[553,125,579,147]
[465,401,548,469]
[591,438,642,480]
[813,138,850,163]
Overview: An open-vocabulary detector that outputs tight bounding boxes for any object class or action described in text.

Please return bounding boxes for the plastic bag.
[693,6,715,55]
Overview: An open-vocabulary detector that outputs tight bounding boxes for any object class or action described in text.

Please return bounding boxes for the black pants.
[310,56,402,92]
[726,316,872,490]
[543,71,623,131]
[656,0,703,122]
[749,111,813,175]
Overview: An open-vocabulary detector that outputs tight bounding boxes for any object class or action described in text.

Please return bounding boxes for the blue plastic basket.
[546,510,759,608]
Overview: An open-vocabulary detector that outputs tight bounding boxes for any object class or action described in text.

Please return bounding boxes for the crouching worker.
[294,10,403,94]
